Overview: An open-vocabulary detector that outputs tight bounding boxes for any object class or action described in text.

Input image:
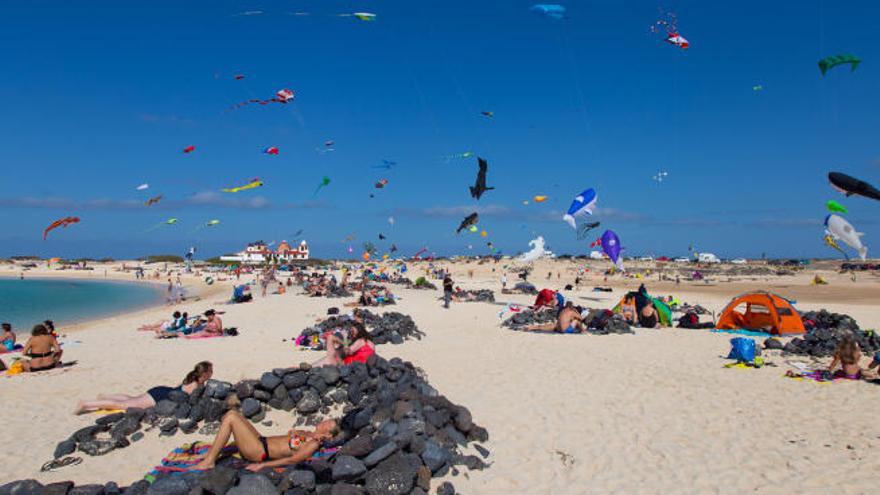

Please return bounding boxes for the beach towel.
[146,441,339,482]
[712,328,773,338]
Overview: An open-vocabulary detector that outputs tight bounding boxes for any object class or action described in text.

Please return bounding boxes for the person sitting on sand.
[828,336,862,380]
[22,324,63,372]
[1,323,16,351]
[637,304,659,328]
[532,288,560,310]
[188,310,223,336]
[526,303,586,334]
[191,410,339,472]
[155,312,189,338]
[75,361,212,414]
[314,321,375,366]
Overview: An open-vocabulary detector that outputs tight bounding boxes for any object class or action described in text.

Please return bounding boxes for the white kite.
[518,236,554,263]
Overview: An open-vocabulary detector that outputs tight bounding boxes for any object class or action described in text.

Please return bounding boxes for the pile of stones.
[298,311,425,350]
[325,285,354,298]
[502,308,632,335]
[501,309,557,329]
[32,356,487,495]
[776,310,879,357]
[454,290,495,303]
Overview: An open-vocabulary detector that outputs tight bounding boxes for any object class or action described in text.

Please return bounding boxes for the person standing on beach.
[501,273,507,291]
[443,274,454,309]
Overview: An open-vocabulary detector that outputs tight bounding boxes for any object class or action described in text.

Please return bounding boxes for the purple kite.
[600,229,623,270]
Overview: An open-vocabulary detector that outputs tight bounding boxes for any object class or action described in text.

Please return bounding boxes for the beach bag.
[589,310,614,330]
[677,312,700,329]
[727,337,756,362]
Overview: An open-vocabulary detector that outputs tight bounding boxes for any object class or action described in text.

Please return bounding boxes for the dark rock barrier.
[451,290,495,303]
[502,308,632,335]
[298,311,424,349]
[781,310,879,358]
[23,356,486,495]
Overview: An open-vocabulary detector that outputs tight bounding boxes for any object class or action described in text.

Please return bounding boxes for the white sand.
[2,259,880,493]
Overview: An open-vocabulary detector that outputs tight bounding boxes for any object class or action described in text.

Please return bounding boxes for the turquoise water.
[0,278,164,334]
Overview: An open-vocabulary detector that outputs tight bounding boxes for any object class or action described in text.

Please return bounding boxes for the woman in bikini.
[74,361,213,414]
[314,321,375,366]
[22,324,62,371]
[828,336,863,380]
[191,411,339,472]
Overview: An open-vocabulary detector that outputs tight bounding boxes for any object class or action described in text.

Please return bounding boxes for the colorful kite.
[823,234,849,260]
[442,151,474,162]
[563,188,597,229]
[263,146,279,155]
[338,12,376,21]
[601,229,623,270]
[147,218,178,232]
[145,195,163,207]
[183,145,196,154]
[375,179,389,189]
[530,4,566,19]
[826,200,848,214]
[313,176,331,196]
[43,216,80,240]
[651,10,688,49]
[818,54,861,76]
[223,178,263,193]
[229,88,295,110]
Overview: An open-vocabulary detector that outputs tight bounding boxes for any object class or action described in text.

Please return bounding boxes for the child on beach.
[827,336,863,380]
[74,361,213,414]
[1,323,16,351]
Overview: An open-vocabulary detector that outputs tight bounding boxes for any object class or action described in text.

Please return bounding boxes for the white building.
[220,240,309,264]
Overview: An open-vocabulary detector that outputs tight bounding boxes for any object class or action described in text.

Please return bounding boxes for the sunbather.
[188,310,223,336]
[138,312,181,332]
[22,324,63,371]
[155,312,190,338]
[1,323,16,351]
[828,336,863,380]
[314,321,375,366]
[190,410,339,472]
[74,361,213,414]
[526,303,586,334]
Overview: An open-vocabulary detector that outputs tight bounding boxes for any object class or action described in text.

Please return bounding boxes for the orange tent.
[716,291,804,335]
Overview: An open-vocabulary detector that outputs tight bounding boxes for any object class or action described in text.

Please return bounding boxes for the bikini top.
[288,431,309,450]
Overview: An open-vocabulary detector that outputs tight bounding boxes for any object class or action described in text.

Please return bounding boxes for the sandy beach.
[1,258,879,494]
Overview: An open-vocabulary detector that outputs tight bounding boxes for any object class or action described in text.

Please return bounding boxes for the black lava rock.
[0,480,43,495]
[54,439,77,459]
[259,373,283,391]
[363,452,417,495]
[241,398,262,418]
[227,475,279,495]
[154,400,178,417]
[296,390,321,414]
[331,456,367,482]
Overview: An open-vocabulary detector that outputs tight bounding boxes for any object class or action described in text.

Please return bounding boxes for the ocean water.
[0,278,164,334]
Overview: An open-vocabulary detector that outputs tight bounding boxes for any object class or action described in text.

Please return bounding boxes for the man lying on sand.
[190,411,339,472]
[526,303,586,334]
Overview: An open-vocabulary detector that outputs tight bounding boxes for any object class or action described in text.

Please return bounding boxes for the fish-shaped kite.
[469,158,494,200]
[563,188,597,229]
[223,178,263,193]
[826,200,848,214]
[456,212,479,234]
[183,145,196,153]
[825,214,868,261]
[828,172,880,201]
[665,33,689,49]
[576,221,601,240]
[480,111,494,118]
[145,195,163,206]
[43,216,80,240]
[263,146,279,155]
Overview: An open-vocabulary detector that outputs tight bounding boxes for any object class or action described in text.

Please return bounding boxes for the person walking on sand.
[501,273,507,291]
[443,274,454,309]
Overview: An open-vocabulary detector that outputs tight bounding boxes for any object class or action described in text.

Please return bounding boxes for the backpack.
[677,312,700,329]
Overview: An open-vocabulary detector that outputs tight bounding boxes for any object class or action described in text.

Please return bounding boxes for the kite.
[263,147,279,155]
[316,141,335,155]
[390,244,398,253]
[235,10,263,16]
[378,234,386,240]
[325,140,335,147]
[600,229,623,270]
[229,88,295,110]
[823,234,849,260]
[205,219,220,227]
[469,225,478,233]
[825,214,867,261]
[522,200,530,205]
[347,245,354,254]
[480,230,488,237]
[147,218,178,232]
[826,200,848,214]
[456,212,479,234]
[828,172,880,201]
[652,171,668,183]
[563,188,597,229]
[183,145,196,154]
[413,247,428,258]
[313,176,331,196]
[530,4,566,20]
[388,217,395,226]
[223,178,263,193]
[752,85,763,91]
[363,242,377,256]
[136,183,149,191]
[651,10,688,49]
[145,195,163,206]
[375,179,389,189]
[442,151,474,162]
[533,195,548,203]
[292,229,304,238]
[353,12,376,21]
[519,236,553,263]
[576,221,601,240]
[43,216,80,240]
[234,74,245,80]
[818,54,861,76]
[480,111,494,118]
[372,160,396,170]
[470,157,494,199]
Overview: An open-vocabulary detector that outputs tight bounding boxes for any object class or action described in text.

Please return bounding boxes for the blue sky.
[1,0,879,260]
